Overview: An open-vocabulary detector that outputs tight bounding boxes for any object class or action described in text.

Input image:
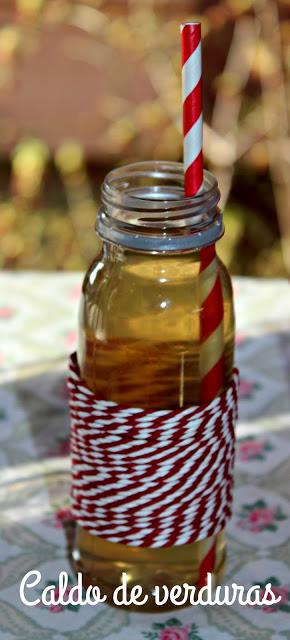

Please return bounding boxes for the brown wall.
[0,1,202,161]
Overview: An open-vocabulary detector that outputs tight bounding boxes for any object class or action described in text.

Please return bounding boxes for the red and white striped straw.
[181,22,203,197]
[180,21,224,406]
[180,23,225,583]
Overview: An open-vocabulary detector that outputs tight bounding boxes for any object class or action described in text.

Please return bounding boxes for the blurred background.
[0,0,289,276]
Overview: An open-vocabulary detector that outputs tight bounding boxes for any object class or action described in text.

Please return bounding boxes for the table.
[0,272,289,640]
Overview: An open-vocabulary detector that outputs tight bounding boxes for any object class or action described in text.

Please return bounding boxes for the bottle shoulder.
[83,250,232,285]
[80,250,234,340]
[82,250,233,302]
[216,255,233,294]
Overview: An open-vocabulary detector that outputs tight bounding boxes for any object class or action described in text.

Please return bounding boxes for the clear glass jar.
[73,161,235,611]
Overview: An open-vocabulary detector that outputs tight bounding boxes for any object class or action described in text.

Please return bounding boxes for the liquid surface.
[74,245,235,610]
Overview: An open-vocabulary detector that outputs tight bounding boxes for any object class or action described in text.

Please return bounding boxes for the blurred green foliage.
[0,0,289,276]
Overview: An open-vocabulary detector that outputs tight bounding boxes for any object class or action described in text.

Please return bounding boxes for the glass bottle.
[73,161,235,611]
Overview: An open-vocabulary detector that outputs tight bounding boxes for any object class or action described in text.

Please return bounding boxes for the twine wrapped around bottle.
[68,353,238,548]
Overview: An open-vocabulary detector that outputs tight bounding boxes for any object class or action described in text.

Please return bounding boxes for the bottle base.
[69,529,226,612]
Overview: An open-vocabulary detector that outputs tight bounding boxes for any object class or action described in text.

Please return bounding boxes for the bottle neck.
[97,162,223,254]
[99,239,218,288]
[102,238,217,261]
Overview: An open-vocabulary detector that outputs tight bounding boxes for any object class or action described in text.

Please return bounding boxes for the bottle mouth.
[98,161,223,252]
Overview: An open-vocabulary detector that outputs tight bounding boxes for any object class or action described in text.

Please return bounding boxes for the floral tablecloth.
[0,272,290,640]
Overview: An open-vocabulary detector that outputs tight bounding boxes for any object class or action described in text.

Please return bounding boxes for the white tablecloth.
[0,273,289,640]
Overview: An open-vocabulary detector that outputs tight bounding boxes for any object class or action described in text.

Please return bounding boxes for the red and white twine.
[68,354,238,548]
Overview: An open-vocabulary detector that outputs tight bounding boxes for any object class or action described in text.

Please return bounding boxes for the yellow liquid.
[74,245,235,610]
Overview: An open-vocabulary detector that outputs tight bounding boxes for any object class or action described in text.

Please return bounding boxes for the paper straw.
[180,22,224,403]
[181,22,203,196]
